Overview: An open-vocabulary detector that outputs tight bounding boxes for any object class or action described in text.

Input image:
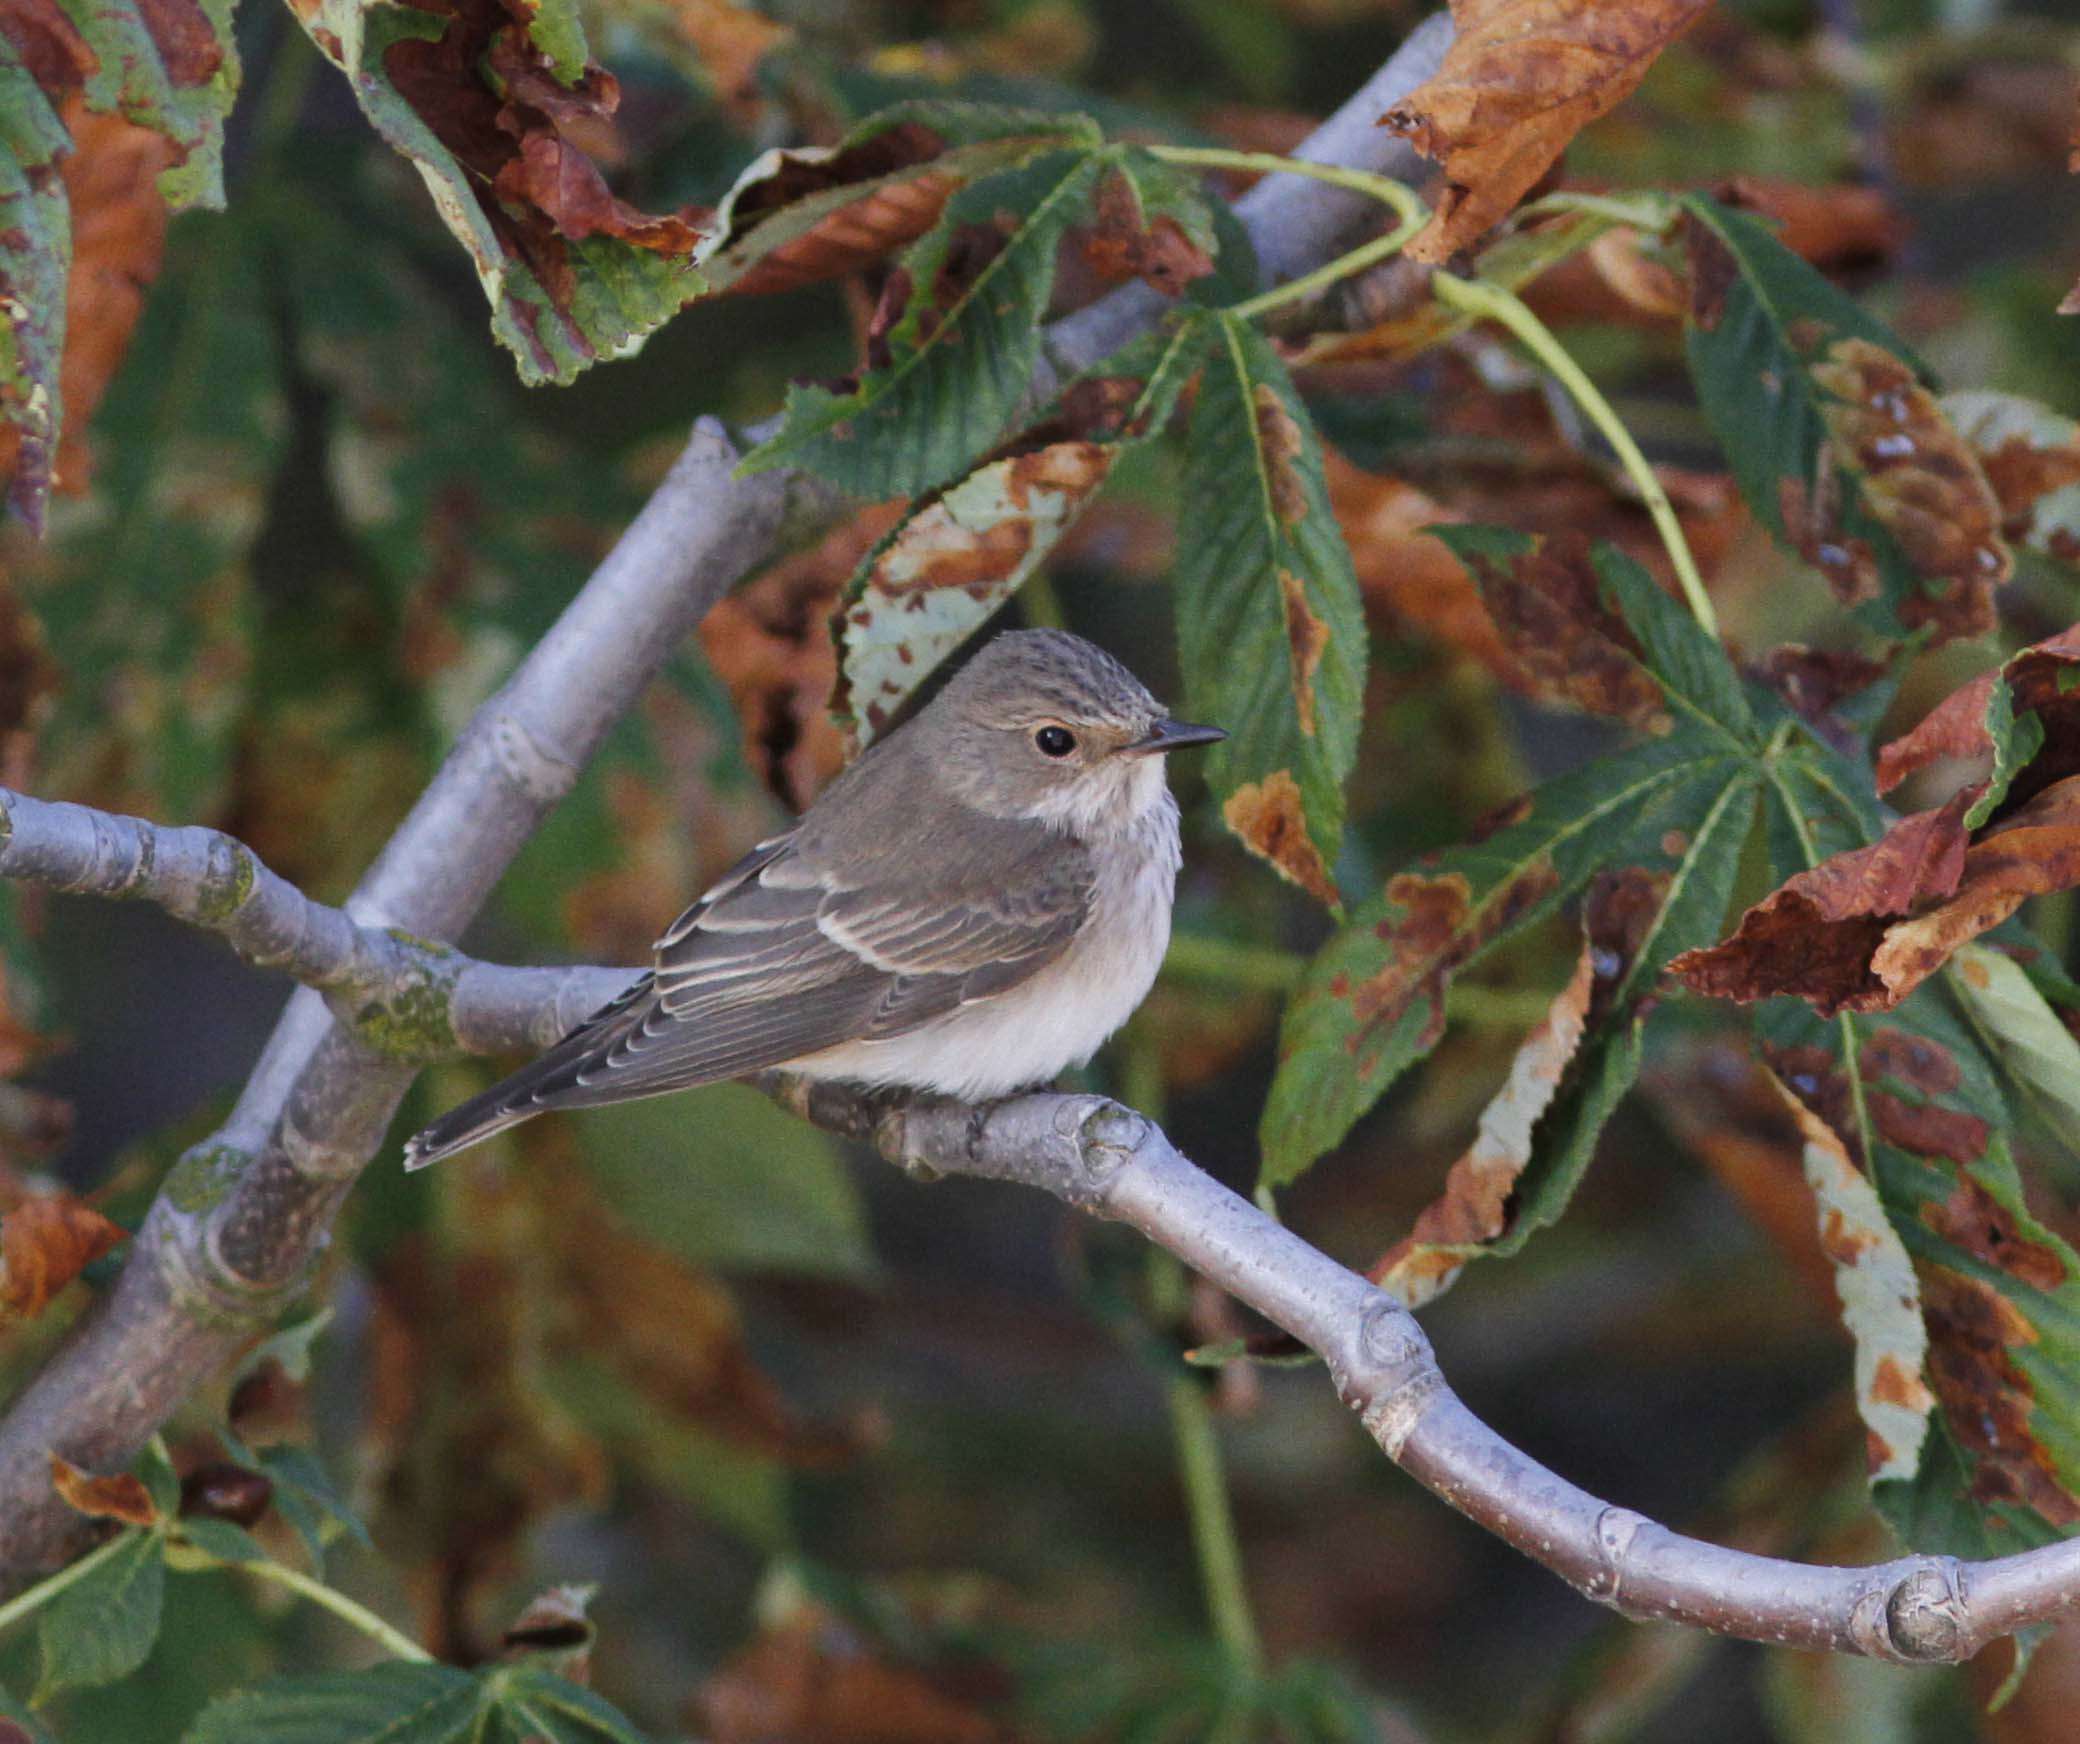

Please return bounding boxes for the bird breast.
[794,789,1182,1101]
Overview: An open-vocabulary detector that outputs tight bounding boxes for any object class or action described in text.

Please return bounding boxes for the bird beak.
[1124,717,1227,756]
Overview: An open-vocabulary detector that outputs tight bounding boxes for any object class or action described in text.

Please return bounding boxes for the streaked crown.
[937,628,1162,731]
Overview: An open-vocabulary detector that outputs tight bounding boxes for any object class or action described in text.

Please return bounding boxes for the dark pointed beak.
[1124,717,1227,756]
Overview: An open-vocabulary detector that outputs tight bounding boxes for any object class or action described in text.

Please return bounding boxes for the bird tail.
[402,978,650,1171]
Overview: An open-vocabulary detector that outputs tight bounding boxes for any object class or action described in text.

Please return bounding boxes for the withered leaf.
[0,1192,126,1319]
[1875,623,2080,806]
[1676,776,2080,1016]
[1381,0,1712,263]
[49,1453,158,1528]
[1224,773,1341,908]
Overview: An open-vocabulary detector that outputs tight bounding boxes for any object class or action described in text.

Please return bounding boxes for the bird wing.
[448,819,1095,1121]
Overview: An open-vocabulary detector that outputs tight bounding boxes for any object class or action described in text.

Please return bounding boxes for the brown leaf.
[699,505,905,809]
[1380,0,1712,263]
[698,1606,1014,1744]
[0,1192,126,1319]
[1322,459,1512,667]
[1081,168,1213,295]
[1447,528,1669,726]
[1223,772,1340,906]
[502,1583,595,1679]
[1674,776,2080,1016]
[1807,338,2010,643]
[1878,626,2080,796]
[1372,939,1597,1307]
[50,1452,157,1527]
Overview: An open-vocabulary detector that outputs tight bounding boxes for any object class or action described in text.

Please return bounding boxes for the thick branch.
[10,780,2080,1659]
[0,18,1461,1581]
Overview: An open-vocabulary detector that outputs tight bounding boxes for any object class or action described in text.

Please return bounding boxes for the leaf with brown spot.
[834,321,1212,747]
[1224,775,1341,909]
[1429,524,1666,726]
[1765,1072,1933,1483]
[1179,317,1366,902]
[0,1191,125,1319]
[1876,624,2080,799]
[1078,152,1216,296]
[1380,0,1711,263]
[49,1453,158,1528]
[1681,193,2010,647]
[1262,727,1744,1185]
[1942,392,2080,561]
[1373,941,1597,1308]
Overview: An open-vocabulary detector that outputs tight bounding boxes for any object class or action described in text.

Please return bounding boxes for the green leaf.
[1947,942,2080,1140]
[1177,315,1366,906]
[741,147,1102,496]
[36,1530,165,1700]
[1966,676,2045,830]
[248,1446,371,1573]
[1590,546,1757,743]
[291,0,703,385]
[182,1664,481,1744]
[0,0,239,527]
[576,1083,873,1280]
[1680,193,2008,644]
[491,1667,649,1744]
[24,219,282,818]
[171,1519,266,1565]
[836,318,1215,744]
[1260,730,1745,1187]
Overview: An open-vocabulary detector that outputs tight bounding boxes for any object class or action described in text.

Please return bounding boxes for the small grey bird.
[403,629,1223,1169]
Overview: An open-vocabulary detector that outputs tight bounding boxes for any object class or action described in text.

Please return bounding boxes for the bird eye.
[1034,725,1076,758]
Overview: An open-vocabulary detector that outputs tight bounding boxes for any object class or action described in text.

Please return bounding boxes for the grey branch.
[0,14,1463,1582]
[6,781,2080,1662]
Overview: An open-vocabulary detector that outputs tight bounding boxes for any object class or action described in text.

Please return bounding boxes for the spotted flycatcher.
[404,629,1223,1168]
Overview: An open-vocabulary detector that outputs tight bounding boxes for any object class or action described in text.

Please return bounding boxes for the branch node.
[488,713,580,807]
[1340,1295,1445,1457]
[1876,1559,1970,1663]
[1583,1505,1651,1604]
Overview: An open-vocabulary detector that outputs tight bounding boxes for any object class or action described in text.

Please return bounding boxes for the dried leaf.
[1223,774,1341,907]
[1875,625,2080,798]
[49,1453,158,1528]
[1676,777,2080,1017]
[0,1191,125,1319]
[1944,391,2080,561]
[1080,158,1215,295]
[1714,175,1906,276]
[1381,0,1711,263]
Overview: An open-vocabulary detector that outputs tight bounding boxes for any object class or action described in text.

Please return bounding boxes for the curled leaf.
[1381,0,1711,263]
[49,1453,158,1528]
[0,1191,125,1319]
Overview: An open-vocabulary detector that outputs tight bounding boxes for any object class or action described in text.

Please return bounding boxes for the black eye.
[1034,725,1076,758]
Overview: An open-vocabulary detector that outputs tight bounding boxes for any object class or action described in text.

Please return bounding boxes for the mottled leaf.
[697,103,1098,299]
[837,319,1213,745]
[1080,147,1216,294]
[290,0,706,383]
[1767,1068,1933,1483]
[1381,0,1710,264]
[1681,194,2009,645]
[741,147,1103,497]
[1260,729,1745,1186]
[36,1528,164,1700]
[1178,316,1366,904]
[0,0,238,527]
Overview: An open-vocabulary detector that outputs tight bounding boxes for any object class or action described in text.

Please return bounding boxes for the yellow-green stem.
[0,1528,137,1635]
[233,1556,434,1662]
[1163,932,1305,993]
[1148,146,1430,323]
[1428,271,1719,639]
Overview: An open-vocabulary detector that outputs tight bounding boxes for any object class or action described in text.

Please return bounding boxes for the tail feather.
[402,978,650,1170]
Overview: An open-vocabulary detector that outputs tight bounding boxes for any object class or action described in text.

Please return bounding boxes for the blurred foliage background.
[5,0,2080,1739]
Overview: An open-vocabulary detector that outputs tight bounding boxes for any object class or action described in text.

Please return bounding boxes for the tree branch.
[7,782,2080,1661]
[0,16,1462,1582]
